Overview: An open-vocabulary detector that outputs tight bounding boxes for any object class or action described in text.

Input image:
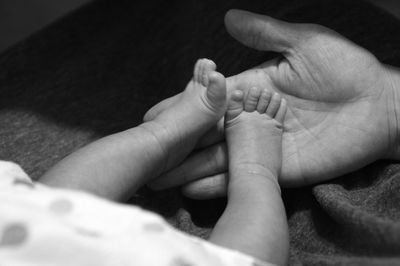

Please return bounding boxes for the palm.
[227,28,392,185]
[146,11,397,193]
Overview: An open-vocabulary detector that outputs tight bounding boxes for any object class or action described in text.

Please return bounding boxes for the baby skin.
[40,58,227,200]
[209,87,289,265]
[40,59,288,265]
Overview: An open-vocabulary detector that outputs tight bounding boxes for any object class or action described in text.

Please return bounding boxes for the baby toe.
[244,87,262,112]
[266,92,281,118]
[275,98,287,124]
[200,59,217,87]
[206,71,227,112]
[225,90,244,122]
[256,88,272,114]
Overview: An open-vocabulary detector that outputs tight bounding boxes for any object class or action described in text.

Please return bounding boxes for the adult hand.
[145,10,400,199]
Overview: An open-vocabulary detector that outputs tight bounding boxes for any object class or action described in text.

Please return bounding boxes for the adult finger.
[149,142,228,190]
[224,9,303,53]
[181,173,228,200]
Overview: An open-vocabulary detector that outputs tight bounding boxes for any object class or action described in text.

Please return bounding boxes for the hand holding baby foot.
[224,86,287,185]
[149,10,400,199]
[209,87,288,265]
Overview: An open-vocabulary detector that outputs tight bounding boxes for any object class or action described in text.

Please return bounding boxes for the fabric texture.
[0,0,400,265]
[0,161,270,266]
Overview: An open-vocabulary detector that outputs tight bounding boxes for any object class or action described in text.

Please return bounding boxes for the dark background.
[1,0,400,265]
[0,0,399,54]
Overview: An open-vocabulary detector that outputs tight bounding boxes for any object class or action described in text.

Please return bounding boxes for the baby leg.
[209,87,288,265]
[40,59,227,201]
[143,58,226,171]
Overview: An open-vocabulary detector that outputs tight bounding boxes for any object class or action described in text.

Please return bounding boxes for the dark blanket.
[1,0,399,265]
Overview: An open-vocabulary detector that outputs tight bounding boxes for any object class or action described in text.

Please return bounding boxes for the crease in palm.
[146,10,397,194]
[229,44,390,185]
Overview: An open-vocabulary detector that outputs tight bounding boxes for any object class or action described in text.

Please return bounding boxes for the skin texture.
[146,9,400,199]
[39,59,290,264]
[40,59,227,201]
[209,88,288,265]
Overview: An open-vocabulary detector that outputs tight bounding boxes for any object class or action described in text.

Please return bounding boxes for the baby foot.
[145,59,227,172]
[225,86,287,185]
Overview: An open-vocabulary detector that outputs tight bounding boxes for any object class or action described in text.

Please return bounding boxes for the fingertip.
[224,9,297,53]
[224,9,246,37]
[181,174,228,200]
[225,9,248,26]
[143,110,153,122]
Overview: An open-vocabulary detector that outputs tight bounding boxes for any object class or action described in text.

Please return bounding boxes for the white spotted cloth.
[0,161,273,266]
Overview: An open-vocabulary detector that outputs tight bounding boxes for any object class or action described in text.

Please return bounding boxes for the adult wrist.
[382,64,400,160]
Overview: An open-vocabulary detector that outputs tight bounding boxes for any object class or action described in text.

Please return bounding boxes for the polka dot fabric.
[0,161,274,266]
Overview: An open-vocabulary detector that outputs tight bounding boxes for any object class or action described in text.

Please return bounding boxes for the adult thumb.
[225,9,302,53]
